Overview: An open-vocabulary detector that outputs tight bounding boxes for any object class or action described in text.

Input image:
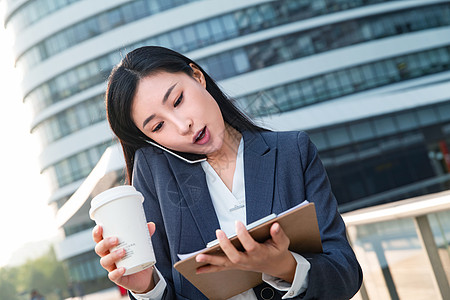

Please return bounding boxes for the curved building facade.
[3,0,450,293]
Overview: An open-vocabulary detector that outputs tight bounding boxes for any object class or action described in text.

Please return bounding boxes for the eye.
[174,93,183,107]
[152,122,164,132]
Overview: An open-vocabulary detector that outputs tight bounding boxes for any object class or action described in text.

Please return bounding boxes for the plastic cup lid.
[89,185,144,220]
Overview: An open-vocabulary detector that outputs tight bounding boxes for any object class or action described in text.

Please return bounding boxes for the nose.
[173,116,192,135]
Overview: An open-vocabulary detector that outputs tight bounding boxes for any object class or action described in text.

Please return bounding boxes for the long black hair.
[106,46,265,183]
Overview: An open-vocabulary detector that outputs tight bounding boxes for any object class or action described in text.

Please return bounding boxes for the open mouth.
[195,126,207,143]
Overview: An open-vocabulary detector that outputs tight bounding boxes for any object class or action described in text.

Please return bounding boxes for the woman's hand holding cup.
[90,185,157,294]
[92,222,156,294]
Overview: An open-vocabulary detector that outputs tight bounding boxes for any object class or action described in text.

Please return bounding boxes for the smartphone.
[145,140,207,164]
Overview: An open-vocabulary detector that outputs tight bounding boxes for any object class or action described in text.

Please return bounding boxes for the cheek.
[203,97,222,120]
[195,88,218,113]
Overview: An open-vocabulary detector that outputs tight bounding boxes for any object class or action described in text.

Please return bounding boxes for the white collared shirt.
[132,138,310,299]
[200,136,247,236]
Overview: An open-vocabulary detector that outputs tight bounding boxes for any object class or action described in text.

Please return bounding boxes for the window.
[311,77,326,101]
[108,9,123,28]
[373,117,397,137]
[417,107,437,126]
[350,122,374,142]
[232,49,250,73]
[395,112,417,131]
[324,73,340,98]
[300,80,315,104]
[169,30,185,51]
[336,70,353,94]
[327,126,351,148]
[195,22,211,46]
[286,83,301,104]
[437,102,450,122]
[181,26,197,50]
[210,18,226,42]
[309,132,328,150]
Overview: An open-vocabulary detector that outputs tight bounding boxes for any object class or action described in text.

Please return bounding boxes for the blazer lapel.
[163,130,277,244]
[242,131,277,224]
[165,154,220,246]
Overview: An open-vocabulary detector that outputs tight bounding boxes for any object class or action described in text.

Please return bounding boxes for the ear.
[189,63,206,88]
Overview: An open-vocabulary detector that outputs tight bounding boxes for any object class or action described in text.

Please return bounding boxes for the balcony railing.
[343,190,450,300]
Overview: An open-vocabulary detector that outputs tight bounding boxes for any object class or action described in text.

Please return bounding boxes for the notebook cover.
[173,203,322,299]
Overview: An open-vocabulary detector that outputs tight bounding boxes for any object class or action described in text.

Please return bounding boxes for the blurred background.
[0,0,449,299]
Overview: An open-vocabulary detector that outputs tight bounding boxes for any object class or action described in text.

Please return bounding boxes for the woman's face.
[131,66,226,155]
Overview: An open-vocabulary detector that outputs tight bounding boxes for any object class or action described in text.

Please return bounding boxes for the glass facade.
[16,0,398,71]
[5,0,81,33]
[26,51,119,114]
[307,100,450,210]
[237,46,450,116]
[66,250,110,286]
[32,94,105,147]
[16,0,200,70]
[200,3,450,80]
[43,141,114,191]
[64,220,96,237]
[25,2,450,114]
[143,0,397,54]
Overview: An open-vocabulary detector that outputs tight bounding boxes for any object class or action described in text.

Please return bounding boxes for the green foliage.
[0,246,69,300]
[0,268,19,300]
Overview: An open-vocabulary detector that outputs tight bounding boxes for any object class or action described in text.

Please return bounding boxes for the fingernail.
[196,255,204,263]
[216,229,225,240]
[274,223,280,233]
[235,220,241,230]
[235,220,246,231]
[109,237,118,244]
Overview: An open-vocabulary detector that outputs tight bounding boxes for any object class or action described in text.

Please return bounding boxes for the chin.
[206,141,223,155]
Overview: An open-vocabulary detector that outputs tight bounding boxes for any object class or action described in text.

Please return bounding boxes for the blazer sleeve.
[128,148,177,300]
[296,131,363,300]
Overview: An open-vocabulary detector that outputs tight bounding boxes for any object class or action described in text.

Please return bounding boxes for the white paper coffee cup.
[89,185,156,275]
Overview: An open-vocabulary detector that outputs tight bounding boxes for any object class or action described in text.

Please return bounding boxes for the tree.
[0,246,69,300]
[0,268,19,300]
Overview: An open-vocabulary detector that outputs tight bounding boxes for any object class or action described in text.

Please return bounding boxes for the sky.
[0,5,58,267]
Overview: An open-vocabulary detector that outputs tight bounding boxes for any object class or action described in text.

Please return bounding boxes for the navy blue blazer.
[131,130,362,299]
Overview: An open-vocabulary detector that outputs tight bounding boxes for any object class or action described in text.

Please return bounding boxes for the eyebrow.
[142,82,178,128]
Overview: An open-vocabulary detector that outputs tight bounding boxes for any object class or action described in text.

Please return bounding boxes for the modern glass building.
[3,0,450,293]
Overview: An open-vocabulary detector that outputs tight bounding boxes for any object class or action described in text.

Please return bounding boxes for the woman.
[93,46,362,299]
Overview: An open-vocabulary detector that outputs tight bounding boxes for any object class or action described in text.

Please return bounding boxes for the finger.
[235,221,259,253]
[100,248,125,272]
[196,253,229,267]
[269,223,289,249]
[92,225,103,243]
[95,236,118,256]
[196,264,227,274]
[216,229,243,264]
[147,222,156,236]
[108,267,126,282]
